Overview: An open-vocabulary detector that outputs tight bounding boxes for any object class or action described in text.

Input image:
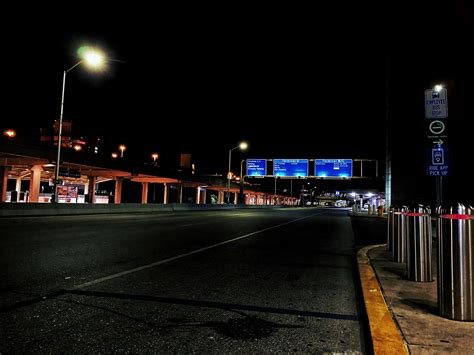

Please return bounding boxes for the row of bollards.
[387,203,474,321]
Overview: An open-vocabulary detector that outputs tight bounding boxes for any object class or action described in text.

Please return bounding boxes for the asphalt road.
[0,207,366,353]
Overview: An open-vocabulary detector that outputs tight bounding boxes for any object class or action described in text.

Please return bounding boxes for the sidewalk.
[359,242,474,354]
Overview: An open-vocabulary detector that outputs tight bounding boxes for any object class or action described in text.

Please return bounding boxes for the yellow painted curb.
[357,245,408,355]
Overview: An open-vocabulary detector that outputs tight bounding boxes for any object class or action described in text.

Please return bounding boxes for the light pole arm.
[66,60,83,73]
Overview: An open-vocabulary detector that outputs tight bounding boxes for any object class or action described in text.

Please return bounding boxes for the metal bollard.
[392,206,408,262]
[437,203,474,321]
[387,205,396,251]
[406,205,432,282]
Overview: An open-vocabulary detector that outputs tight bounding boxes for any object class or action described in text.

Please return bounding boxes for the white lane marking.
[71,210,328,290]
[178,222,207,228]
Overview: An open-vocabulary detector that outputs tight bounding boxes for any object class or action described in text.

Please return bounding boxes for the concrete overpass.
[0,141,297,206]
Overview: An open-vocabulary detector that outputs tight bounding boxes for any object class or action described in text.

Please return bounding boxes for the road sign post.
[425,87,448,206]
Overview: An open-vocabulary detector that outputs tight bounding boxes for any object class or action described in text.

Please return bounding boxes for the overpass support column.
[201,188,207,204]
[141,182,149,204]
[88,176,96,204]
[163,183,169,204]
[114,177,122,204]
[233,192,238,205]
[15,178,21,200]
[218,191,224,204]
[29,165,43,203]
[196,187,201,205]
[0,166,7,202]
[179,185,183,204]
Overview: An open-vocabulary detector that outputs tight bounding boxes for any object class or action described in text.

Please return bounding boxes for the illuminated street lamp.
[111,152,118,159]
[54,46,105,203]
[119,145,126,158]
[3,129,16,138]
[227,141,248,203]
[151,153,159,162]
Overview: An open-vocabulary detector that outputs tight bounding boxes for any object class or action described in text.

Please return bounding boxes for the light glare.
[78,46,105,70]
[3,129,16,138]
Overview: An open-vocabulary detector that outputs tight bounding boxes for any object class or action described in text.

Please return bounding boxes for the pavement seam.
[357,244,409,355]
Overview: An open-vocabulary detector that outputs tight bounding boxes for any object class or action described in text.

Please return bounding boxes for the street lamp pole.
[53,64,79,203]
[119,145,126,158]
[274,176,277,205]
[239,159,245,204]
[53,48,105,203]
[227,147,235,204]
[227,142,248,204]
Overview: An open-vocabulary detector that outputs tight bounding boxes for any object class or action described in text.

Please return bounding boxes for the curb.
[357,245,408,355]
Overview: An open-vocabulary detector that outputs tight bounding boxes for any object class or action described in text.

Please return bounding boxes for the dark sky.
[3,2,473,175]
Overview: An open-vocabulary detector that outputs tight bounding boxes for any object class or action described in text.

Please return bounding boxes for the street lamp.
[119,145,126,158]
[227,141,248,203]
[53,46,105,203]
[3,129,16,138]
[151,153,159,163]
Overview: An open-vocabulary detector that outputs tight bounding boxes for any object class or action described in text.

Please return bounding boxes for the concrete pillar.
[141,182,149,204]
[16,178,21,194]
[163,183,169,204]
[179,185,183,204]
[202,188,207,204]
[245,194,250,205]
[218,191,224,204]
[196,187,201,205]
[233,192,238,205]
[114,177,122,204]
[88,176,96,204]
[29,165,43,203]
[0,166,7,203]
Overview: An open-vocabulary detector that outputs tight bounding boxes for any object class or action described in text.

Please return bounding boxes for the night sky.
[3,2,473,178]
